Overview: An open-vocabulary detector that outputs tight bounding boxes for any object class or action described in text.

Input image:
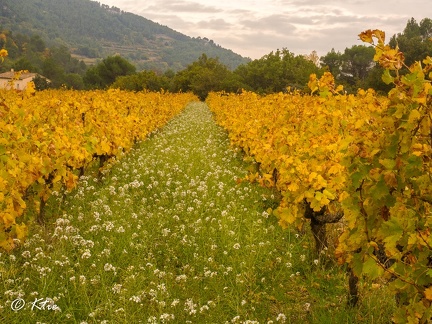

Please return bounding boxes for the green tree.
[76,45,99,58]
[0,29,86,87]
[339,45,375,91]
[64,73,85,90]
[50,45,86,74]
[83,66,103,88]
[320,48,343,77]
[361,65,393,94]
[13,57,37,72]
[234,48,321,94]
[389,18,432,67]
[29,35,46,53]
[33,74,52,90]
[111,70,170,92]
[3,31,19,59]
[42,57,66,87]
[84,55,136,89]
[41,56,85,89]
[419,17,432,39]
[172,54,240,100]
[320,18,432,93]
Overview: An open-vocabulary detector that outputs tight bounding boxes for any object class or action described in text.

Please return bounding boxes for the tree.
[33,74,51,90]
[29,35,46,53]
[361,65,393,94]
[319,18,432,93]
[76,46,99,58]
[339,45,375,90]
[64,73,85,90]
[0,29,87,88]
[419,18,432,39]
[403,17,421,38]
[389,18,432,67]
[84,55,136,89]
[320,45,375,93]
[234,48,322,94]
[83,66,103,89]
[42,57,66,87]
[13,57,37,72]
[111,70,170,92]
[49,45,87,75]
[172,54,240,100]
[320,48,343,77]
[303,50,320,67]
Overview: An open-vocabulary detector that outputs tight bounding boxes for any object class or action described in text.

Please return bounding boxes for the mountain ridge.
[0,0,250,71]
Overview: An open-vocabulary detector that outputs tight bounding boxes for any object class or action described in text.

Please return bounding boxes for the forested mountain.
[0,0,250,71]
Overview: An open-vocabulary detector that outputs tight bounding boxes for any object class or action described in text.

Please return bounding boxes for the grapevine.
[208,29,431,322]
[338,29,432,323]
[0,83,197,251]
[207,78,388,251]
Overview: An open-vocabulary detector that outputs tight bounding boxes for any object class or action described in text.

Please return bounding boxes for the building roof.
[0,70,38,80]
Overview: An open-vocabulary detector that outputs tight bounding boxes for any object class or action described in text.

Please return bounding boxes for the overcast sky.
[99,0,430,60]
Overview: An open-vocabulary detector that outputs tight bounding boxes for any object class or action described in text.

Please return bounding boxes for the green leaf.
[391,278,407,290]
[351,171,364,189]
[408,109,421,124]
[387,134,399,158]
[382,69,394,84]
[319,88,330,98]
[384,193,396,208]
[393,104,406,119]
[381,218,404,249]
[379,158,396,170]
[370,176,389,200]
[351,252,364,277]
[405,155,423,178]
[362,256,384,279]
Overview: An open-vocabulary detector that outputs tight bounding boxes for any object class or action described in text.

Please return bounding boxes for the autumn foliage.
[208,30,431,323]
[0,87,197,251]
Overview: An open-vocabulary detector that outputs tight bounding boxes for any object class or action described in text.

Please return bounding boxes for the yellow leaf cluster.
[207,86,388,227]
[0,48,7,58]
[0,88,197,250]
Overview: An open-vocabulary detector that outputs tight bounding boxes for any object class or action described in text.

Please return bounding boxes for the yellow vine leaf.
[0,48,7,62]
[308,74,318,93]
[15,223,27,240]
[287,182,299,192]
[425,287,432,301]
[359,30,374,44]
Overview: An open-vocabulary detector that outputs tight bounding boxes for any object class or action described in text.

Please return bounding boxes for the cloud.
[196,19,234,30]
[145,0,223,14]
[99,0,430,59]
[240,14,298,34]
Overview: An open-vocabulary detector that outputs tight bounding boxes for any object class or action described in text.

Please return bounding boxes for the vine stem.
[368,253,421,291]
[358,180,371,243]
[416,229,432,251]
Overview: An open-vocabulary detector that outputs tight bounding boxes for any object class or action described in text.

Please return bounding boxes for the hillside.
[0,0,250,71]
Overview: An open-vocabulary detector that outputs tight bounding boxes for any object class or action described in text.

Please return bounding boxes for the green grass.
[0,102,395,323]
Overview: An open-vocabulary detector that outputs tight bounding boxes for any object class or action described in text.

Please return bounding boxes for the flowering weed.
[1,103,394,323]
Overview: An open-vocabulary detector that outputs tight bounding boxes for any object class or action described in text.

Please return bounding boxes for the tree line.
[1,18,431,99]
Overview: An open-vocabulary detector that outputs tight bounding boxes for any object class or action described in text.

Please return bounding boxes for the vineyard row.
[207,29,432,323]
[0,88,197,251]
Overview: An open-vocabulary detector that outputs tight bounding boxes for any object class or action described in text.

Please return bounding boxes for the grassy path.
[1,103,393,323]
